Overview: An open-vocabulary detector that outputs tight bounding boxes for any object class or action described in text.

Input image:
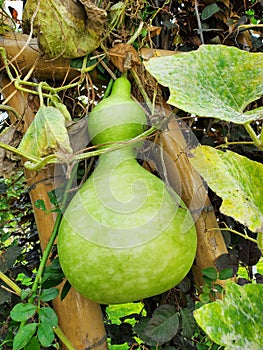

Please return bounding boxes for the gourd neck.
[98,146,137,167]
[111,76,131,100]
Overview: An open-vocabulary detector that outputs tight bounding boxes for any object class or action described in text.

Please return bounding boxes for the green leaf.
[34,199,47,212]
[47,190,59,207]
[190,146,263,233]
[202,267,218,281]
[201,3,220,20]
[61,279,71,300]
[39,307,58,327]
[24,336,41,350]
[20,288,32,301]
[194,281,263,349]
[200,293,211,304]
[219,268,233,280]
[10,303,37,322]
[214,284,224,294]
[18,106,73,159]
[180,308,196,338]
[144,305,179,343]
[42,259,65,289]
[0,284,11,304]
[37,322,55,347]
[133,318,157,346]
[40,288,59,302]
[13,323,37,350]
[144,45,263,124]
[0,245,22,273]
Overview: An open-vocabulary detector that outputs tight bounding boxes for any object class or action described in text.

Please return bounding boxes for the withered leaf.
[22,0,105,58]
[18,106,73,160]
[79,0,107,36]
[109,43,140,72]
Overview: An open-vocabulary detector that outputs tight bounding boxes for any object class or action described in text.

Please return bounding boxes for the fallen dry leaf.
[109,43,140,72]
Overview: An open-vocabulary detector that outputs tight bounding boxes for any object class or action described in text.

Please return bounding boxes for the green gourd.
[58,76,197,304]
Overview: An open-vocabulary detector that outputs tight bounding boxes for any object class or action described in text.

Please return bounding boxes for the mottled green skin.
[87,77,147,144]
[58,77,197,304]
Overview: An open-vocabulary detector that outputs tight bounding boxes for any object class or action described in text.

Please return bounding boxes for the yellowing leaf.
[194,281,263,349]
[190,145,263,232]
[23,0,106,58]
[18,106,73,159]
[144,45,263,124]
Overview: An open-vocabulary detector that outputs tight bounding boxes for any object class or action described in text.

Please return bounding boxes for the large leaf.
[144,45,263,124]
[190,145,263,233]
[18,106,73,160]
[180,308,196,338]
[194,281,263,349]
[23,0,106,58]
[0,246,22,273]
[144,305,179,343]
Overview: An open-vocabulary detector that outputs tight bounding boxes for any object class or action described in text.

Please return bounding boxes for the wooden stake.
[159,117,228,284]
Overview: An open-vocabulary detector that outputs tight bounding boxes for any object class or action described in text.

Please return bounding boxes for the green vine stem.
[258,232,263,251]
[53,327,76,350]
[0,104,20,119]
[243,123,263,149]
[0,141,40,162]
[215,141,254,149]
[0,126,157,171]
[74,125,157,161]
[14,78,81,100]
[260,126,263,145]
[207,227,258,245]
[0,47,18,82]
[131,68,153,113]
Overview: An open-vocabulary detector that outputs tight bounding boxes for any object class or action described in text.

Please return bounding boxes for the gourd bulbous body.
[58,77,197,304]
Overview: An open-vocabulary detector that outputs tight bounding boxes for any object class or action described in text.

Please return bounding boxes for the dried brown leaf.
[109,43,140,72]
[79,0,107,36]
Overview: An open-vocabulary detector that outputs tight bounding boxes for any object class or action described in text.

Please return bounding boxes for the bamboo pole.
[0,76,108,350]
[0,32,79,81]
[159,115,228,286]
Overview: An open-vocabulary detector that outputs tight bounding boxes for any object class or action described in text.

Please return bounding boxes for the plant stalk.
[0,141,40,162]
[0,271,21,295]
[244,123,262,149]
[53,327,77,350]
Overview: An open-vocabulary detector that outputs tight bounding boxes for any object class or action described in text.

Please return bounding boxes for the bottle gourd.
[58,77,197,304]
